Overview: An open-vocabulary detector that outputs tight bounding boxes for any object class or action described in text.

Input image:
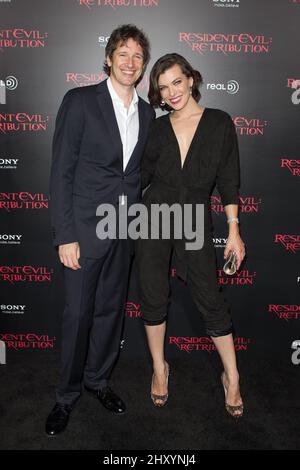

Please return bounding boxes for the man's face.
[106,38,144,88]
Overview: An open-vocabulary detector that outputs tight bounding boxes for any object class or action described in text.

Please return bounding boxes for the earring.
[160,100,165,106]
[189,87,192,95]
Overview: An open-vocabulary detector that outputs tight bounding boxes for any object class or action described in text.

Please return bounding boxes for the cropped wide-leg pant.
[136,233,233,338]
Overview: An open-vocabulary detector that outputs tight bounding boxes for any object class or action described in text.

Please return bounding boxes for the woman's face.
[158,64,193,111]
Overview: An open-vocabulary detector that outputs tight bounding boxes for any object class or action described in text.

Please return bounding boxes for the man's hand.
[58,242,81,270]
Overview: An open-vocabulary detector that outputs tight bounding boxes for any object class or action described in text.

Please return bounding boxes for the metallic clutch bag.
[223,251,237,275]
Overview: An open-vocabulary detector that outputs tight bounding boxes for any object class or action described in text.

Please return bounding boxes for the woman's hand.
[224,233,246,270]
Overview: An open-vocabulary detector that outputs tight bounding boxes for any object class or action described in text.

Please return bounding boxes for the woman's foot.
[221,371,244,418]
[151,362,169,407]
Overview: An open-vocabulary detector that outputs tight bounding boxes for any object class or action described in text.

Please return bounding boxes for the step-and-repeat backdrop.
[1,0,299,363]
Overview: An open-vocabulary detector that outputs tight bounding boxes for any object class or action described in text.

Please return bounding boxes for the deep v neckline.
[168,107,207,170]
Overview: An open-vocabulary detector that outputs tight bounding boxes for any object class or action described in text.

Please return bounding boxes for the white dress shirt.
[107,77,139,172]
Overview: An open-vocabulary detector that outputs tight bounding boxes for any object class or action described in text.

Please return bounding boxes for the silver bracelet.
[227,217,239,224]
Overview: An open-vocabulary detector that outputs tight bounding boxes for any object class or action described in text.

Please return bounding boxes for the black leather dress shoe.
[85,385,126,414]
[45,403,72,436]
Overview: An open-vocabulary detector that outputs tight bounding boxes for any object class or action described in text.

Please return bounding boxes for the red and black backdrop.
[1,0,299,362]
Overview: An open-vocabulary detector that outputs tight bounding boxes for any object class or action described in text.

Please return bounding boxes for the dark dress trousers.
[50,80,155,405]
[136,108,240,337]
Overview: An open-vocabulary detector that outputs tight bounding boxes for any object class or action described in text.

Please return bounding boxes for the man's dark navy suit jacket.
[50,79,155,258]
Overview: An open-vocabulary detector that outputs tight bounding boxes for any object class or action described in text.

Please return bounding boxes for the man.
[46,24,155,436]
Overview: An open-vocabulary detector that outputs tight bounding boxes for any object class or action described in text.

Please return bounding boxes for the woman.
[136,53,245,417]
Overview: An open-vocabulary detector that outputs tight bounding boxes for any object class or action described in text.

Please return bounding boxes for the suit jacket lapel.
[125,99,147,173]
[96,80,123,161]
[96,80,149,173]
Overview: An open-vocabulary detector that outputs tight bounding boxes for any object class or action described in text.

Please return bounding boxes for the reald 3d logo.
[0,76,18,104]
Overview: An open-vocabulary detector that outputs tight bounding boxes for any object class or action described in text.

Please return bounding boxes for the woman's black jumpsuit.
[136,108,240,337]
